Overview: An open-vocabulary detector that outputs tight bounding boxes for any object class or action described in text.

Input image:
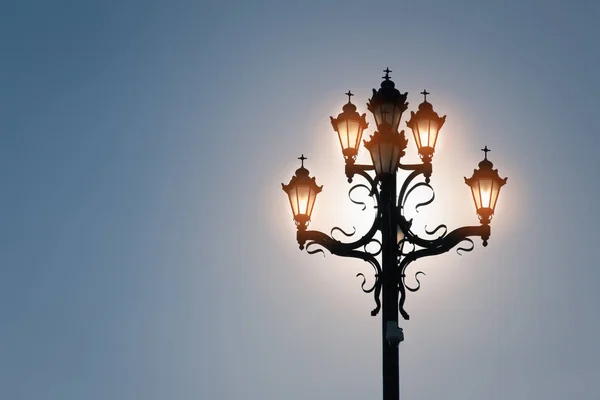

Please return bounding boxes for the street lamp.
[281,69,507,400]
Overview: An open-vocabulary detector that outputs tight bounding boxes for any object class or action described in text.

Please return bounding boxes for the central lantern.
[363,120,408,176]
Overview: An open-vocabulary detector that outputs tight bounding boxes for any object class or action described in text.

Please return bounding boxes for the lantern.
[406,90,447,162]
[282,155,323,228]
[464,146,507,224]
[367,68,408,132]
[363,121,408,176]
[330,91,369,162]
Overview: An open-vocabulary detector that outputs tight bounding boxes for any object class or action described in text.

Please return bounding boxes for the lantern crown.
[367,68,409,132]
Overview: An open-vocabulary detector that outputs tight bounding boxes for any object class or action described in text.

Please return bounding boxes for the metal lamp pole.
[282,69,507,400]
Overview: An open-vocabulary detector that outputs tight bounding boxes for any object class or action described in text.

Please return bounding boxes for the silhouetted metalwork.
[281,69,508,400]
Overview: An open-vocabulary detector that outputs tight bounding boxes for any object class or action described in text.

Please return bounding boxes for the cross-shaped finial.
[421,89,430,102]
[298,154,307,167]
[345,90,354,103]
[481,146,490,159]
[383,67,392,80]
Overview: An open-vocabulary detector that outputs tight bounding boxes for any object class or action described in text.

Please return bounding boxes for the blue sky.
[1,1,599,399]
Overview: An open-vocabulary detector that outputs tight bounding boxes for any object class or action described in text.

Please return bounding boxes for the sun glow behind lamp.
[330,91,369,163]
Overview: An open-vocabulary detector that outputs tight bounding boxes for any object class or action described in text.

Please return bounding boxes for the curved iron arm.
[298,226,384,316]
[297,214,381,252]
[345,162,379,197]
[397,224,490,320]
[401,224,489,266]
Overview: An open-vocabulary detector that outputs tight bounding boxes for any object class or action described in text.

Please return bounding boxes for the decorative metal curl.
[348,183,371,211]
[395,225,490,320]
[331,226,357,240]
[356,272,378,293]
[305,241,327,257]
[424,223,448,240]
[356,259,383,316]
[371,280,382,316]
[402,181,435,213]
[398,238,416,256]
[364,238,382,256]
[403,271,426,292]
[456,238,475,255]
[299,226,383,316]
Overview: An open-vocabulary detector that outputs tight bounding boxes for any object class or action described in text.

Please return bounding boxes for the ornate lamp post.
[281,69,507,400]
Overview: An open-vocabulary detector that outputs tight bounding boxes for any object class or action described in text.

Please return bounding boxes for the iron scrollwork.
[297,161,491,320]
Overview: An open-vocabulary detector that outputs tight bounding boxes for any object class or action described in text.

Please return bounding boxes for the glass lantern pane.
[384,103,394,126]
[427,120,439,148]
[391,143,401,171]
[417,118,430,149]
[373,107,382,127]
[489,180,500,211]
[379,142,393,174]
[306,187,317,218]
[478,178,493,209]
[296,185,311,215]
[337,121,349,150]
[375,103,394,128]
[470,183,482,210]
[412,126,422,149]
[346,120,360,151]
[392,105,402,131]
[369,143,381,174]
[288,187,299,217]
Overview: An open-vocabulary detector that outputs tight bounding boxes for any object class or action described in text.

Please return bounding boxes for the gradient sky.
[1,1,599,399]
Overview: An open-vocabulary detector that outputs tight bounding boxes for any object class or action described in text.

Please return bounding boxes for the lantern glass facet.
[282,157,323,227]
[464,148,507,224]
[330,96,369,161]
[373,103,403,132]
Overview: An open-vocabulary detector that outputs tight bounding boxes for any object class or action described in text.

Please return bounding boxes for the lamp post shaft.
[380,172,400,400]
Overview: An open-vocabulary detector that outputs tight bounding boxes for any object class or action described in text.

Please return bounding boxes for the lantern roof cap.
[478,146,494,169]
[295,154,310,177]
[417,100,434,111]
[368,68,408,108]
[342,102,357,113]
